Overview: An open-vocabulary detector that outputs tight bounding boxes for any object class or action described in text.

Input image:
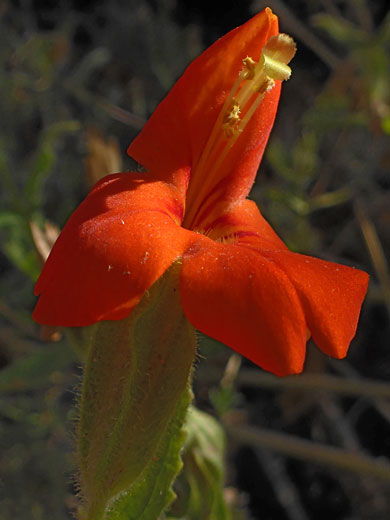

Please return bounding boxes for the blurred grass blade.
[25,120,80,209]
[354,201,390,302]
[0,211,41,278]
[310,187,351,211]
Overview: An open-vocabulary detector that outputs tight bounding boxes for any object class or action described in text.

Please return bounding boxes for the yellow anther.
[254,77,275,95]
[222,99,241,137]
[240,56,257,80]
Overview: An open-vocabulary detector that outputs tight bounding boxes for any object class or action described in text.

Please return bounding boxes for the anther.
[240,56,257,80]
[222,99,241,137]
[254,77,275,95]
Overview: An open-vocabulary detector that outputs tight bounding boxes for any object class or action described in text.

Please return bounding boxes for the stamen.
[240,56,256,80]
[183,32,296,230]
[254,77,275,94]
[222,99,241,137]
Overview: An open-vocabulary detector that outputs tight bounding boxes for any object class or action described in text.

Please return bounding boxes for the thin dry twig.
[329,359,390,425]
[30,220,60,265]
[66,82,146,129]
[319,394,361,450]
[226,423,390,482]
[221,353,242,388]
[258,448,310,520]
[84,127,123,186]
[318,0,342,18]
[235,368,390,399]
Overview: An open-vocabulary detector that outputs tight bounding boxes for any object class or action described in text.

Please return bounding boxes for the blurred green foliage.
[169,407,232,520]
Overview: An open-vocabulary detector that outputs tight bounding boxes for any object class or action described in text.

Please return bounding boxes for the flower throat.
[183,33,296,230]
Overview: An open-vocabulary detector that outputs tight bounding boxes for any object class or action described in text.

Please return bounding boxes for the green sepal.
[104,386,191,520]
[77,262,197,520]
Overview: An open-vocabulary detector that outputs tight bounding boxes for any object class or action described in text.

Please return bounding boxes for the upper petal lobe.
[128,8,280,200]
[33,174,193,326]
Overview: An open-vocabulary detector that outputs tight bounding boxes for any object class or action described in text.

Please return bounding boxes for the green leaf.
[0,211,22,227]
[77,261,197,520]
[309,188,351,211]
[104,390,190,520]
[381,114,390,135]
[168,407,231,520]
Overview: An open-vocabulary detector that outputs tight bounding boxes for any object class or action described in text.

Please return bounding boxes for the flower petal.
[128,8,279,199]
[200,198,288,251]
[197,199,368,363]
[180,240,307,376]
[260,251,369,359]
[33,174,193,326]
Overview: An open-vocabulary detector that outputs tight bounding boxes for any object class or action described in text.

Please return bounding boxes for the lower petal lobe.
[191,199,368,367]
[260,250,369,359]
[180,240,307,376]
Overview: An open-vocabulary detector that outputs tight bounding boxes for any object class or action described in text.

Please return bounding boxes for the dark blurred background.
[0,0,389,518]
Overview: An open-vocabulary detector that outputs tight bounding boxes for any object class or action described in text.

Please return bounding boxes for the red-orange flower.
[33,9,368,376]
